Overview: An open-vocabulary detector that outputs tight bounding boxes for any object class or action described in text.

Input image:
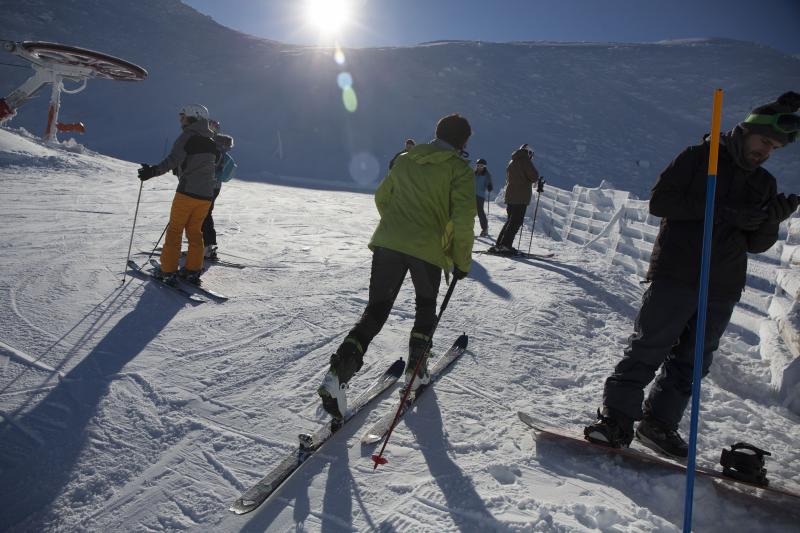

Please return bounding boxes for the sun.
[305,0,351,35]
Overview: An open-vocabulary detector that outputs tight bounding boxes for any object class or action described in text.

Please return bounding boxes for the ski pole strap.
[719,442,771,486]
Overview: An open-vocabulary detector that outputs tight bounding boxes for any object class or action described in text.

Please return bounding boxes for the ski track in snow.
[0,129,799,532]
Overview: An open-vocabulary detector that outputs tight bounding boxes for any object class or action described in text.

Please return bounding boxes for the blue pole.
[683,89,723,533]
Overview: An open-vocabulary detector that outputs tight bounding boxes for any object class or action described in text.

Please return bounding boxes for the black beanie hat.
[741,91,800,145]
[435,114,471,150]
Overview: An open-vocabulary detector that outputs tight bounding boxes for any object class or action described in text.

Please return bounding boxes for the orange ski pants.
[160,192,212,273]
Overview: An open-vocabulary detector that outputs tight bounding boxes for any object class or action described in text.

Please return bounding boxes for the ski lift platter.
[0,41,147,141]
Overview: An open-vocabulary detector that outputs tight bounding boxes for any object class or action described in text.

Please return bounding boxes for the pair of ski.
[136,249,246,269]
[229,334,468,515]
[475,248,555,260]
[127,259,228,302]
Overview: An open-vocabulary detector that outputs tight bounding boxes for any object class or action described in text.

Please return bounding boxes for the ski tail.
[361,334,468,446]
[229,357,405,514]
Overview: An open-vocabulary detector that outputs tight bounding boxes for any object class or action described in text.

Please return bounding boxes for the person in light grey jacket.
[138,104,218,285]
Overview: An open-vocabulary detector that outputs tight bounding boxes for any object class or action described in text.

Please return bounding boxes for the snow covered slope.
[1,128,798,532]
[1,0,799,196]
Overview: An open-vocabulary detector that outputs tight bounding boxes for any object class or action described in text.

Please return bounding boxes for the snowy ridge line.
[0,338,63,376]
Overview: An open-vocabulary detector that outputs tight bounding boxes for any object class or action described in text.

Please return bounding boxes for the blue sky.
[184,0,800,54]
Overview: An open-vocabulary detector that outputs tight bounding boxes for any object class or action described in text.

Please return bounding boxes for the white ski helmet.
[179,104,209,120]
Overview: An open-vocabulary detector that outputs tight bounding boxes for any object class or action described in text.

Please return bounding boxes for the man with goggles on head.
[586,92,800,458]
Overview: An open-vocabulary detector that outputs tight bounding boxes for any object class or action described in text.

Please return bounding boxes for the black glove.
[537,178,545,193]
[487,184,493,192]
[452,267,468,280]
[766,193,800,224]
[719,205,768,231]
[138,164,158,181]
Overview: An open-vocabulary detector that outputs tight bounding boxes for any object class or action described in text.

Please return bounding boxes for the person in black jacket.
[585,92,800,458]
[389,138,415,169]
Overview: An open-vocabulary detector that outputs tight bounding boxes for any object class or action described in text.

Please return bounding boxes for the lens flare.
[337,72,353,90]
[349,152,380,185]
[342,86,358,112]
[334,45,346,65]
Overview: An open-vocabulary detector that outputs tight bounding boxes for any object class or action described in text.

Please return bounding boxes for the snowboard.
[517,411,800,502]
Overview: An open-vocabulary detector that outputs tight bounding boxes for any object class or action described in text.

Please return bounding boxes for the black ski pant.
[202,187,221,246]
[496,203,527,248]
[602,278,737,429]
[476,196,488,233]
[344,246,442,361]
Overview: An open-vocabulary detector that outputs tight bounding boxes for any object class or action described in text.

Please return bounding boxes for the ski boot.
[584,408,634,448]
[317,337,363,420]
[635,418,688,458]
[178,268,202,286]
[153,268,179,287]
[479,229,489,237]
[404,332,431,395]
[204,245,218,261]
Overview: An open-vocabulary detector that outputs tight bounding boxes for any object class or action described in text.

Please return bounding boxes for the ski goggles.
[743,112,800,134]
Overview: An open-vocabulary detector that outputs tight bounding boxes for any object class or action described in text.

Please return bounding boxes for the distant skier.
[491,144,540,254]
[388,138,416,169]
[585,92,800,458]
[137,104,217,285]
[474,158,493,237]
[318,115,476,419]
[202,119,236,261]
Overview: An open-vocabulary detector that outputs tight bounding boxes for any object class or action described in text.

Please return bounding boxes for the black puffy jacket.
[646,138,779,298]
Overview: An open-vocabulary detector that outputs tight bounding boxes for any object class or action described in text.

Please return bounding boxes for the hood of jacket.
[214,133,234,151]
[183,118,215,139]
[405,140,465,166]
[511,148,531,161]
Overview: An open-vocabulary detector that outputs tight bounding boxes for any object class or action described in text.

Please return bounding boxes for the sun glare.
[306,0,351,35]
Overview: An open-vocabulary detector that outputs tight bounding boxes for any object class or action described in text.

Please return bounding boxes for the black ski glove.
[452,267,468,280]
[766,193,800,224]
[718,205,768,231]
[138,164,158,181]
[487,184,493,192]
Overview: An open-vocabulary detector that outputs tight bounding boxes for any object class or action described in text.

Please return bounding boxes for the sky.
[183,0,800,55]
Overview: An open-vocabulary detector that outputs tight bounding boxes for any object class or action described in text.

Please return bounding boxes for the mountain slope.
[1,1,799,196]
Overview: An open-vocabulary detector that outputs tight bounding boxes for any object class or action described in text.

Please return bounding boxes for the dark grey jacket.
[647,137,779,298]
[155,119,217,200]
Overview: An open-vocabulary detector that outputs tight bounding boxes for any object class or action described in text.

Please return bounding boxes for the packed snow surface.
[0,129,798,532]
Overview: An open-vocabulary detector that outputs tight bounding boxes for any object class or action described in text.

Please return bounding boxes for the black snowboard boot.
[635,418,688,458]
[584,409,634,448]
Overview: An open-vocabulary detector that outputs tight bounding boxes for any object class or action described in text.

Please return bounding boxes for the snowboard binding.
[720,442,771,487]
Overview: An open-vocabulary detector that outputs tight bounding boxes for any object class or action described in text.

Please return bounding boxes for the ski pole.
[144,222,169,264]
[122,180,144,285]
[516,203,529,250]
[371,278,459,469]
[527,178,544,254]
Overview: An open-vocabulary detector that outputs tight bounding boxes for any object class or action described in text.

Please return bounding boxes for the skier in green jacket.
[318,114,476,419]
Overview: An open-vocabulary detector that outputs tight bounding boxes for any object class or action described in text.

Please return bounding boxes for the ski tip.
[387,358,406,377]
[229,499,255,514]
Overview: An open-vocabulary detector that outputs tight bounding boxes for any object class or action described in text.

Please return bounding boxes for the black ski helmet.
[476,158,487,165]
